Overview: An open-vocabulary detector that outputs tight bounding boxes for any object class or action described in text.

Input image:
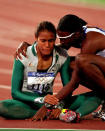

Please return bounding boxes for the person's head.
[57,14,87,49]
[35,21,56,56]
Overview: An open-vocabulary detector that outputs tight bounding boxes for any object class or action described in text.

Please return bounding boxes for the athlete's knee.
[0,101,8,114]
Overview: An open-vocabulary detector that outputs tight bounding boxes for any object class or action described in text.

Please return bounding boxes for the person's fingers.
[23,45,27,51]
[44,95,59,105]
[22,50,27,57]
[31,112,40,121]
[49,114,54,119]
[17,50,22,59]
[48,110,55,119]
[32,116,38,121]
[50,100,58,105]
[22,44,28,57]
[45,98,58,105]
[14,41,30,60]
[30,105,48,121]
[32,115,45,121]
[45,94,58,100]
[50,96,59,102]
[16,42,27,58]
[55,111,60,119]
[31,116,36,121]
[49,109,61,119]
[53,112,57,117]
[15,50,22,60]
[41,118,43,122]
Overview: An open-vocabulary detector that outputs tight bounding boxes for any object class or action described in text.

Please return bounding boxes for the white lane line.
[0,128,103,131]
[0,68,12,75]
[0,85,11,89]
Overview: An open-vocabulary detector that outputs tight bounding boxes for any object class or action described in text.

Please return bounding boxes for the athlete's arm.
[44,56,76,105]
[11,59,41,103]
[44,69,79,106]
[56,69,80,101]
[14,42,31,60]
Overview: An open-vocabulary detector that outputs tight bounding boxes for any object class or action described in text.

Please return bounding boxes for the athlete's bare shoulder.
[81,31,105,54]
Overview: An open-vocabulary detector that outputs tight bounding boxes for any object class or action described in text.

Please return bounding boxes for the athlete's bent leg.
[69,91,102,117]
[75,54,105,97]
[0,99,38,119]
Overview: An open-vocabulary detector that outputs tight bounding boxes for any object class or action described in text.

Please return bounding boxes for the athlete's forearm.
[56,70,80,100]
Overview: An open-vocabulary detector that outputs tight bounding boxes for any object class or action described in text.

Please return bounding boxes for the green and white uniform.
[18,43,69,95]
[0,42,70,119]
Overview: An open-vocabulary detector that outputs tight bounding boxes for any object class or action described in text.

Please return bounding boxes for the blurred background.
[46,0,105,8]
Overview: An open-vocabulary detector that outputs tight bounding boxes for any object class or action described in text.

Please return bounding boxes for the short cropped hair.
[35,21,56,39]
[57,14,87,32]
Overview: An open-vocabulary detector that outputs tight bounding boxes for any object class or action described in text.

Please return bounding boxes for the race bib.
[27,72,55,94]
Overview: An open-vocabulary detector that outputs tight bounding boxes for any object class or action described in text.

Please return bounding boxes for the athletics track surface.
[0,0,105,130]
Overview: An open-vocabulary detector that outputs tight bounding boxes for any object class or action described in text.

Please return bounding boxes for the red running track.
[0,0,105,129]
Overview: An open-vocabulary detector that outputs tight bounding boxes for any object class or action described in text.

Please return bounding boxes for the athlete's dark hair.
[57,14,87,32]
[35,21,56,39]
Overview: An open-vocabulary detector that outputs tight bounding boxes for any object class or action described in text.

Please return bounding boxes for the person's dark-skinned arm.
[44,69,80,105]
[41,69,80,120]
[44,56,71,105]
[14,42,30,60]
[56,69,80,101]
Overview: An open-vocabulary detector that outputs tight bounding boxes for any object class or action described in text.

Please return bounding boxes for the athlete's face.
[57,30,81,50]
[36,30,56,56]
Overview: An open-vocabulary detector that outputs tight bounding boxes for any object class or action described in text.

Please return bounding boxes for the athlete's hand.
[31,105,47,121]
[48,108,61,120]
[14,41,30,60]
[44,94,59,105]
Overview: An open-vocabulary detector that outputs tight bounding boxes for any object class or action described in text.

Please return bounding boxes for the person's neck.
[41,54,52,60]
[74,31,86,48]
